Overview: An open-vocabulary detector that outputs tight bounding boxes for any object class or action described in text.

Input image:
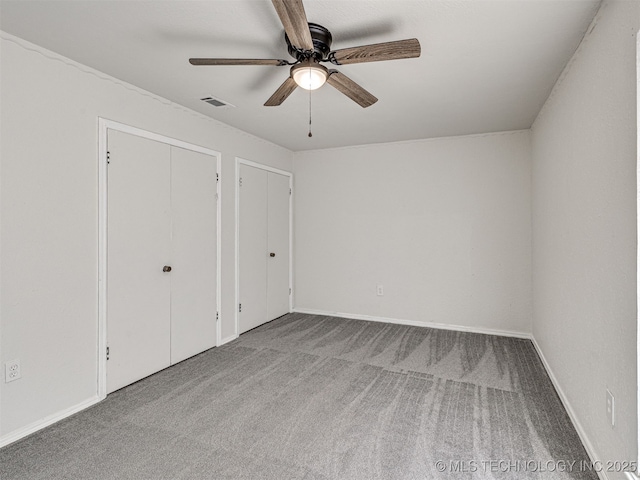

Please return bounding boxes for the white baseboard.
[218,334,238,347]
[0,395,101,449]
[530,338,609,480]
[292,308,532,339]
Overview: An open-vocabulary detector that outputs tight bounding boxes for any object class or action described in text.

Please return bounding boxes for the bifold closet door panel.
[170,146,217,364]
[238,164,268,334]
[107,130,171,394]
[267,172,290,320]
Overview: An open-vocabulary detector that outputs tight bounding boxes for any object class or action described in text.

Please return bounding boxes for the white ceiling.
[0,0,600,151]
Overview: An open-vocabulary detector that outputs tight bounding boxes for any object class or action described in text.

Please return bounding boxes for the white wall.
[294,130,532,335]
[531,1,639,476]
[0,33,293,440]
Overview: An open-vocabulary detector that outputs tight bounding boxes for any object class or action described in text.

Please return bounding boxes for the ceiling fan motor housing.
[286,23,333,61]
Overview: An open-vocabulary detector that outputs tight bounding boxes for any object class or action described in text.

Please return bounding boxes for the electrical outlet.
[376,285,384,296]
[606,389,615,427]
[5,359,21,383]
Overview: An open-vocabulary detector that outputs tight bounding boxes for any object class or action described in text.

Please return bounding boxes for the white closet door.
[267,172,291,320]
[107,130,171,394]
[238,164,268,334]
[170,146,217,364]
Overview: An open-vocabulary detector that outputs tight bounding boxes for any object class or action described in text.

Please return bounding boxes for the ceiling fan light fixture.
[291,60,329,90]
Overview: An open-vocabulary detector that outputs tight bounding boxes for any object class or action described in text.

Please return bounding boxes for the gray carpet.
[0,313,597,479]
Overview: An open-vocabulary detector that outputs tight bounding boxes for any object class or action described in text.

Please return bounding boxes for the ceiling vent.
[201,96,235,108]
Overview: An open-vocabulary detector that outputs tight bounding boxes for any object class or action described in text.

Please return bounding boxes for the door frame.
[98,118,221,400]
[633,29,640,480]
[235,157,293,340]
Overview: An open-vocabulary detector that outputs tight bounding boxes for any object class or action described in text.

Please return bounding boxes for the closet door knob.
[269,253,276,258]
[163,266,172,272]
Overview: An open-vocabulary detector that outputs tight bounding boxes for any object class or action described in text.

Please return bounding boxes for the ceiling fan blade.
[271,0,314,51]
[329,38,421,65]
[326,71,377,108]
[189,58,288,66]
[264,76,298,106]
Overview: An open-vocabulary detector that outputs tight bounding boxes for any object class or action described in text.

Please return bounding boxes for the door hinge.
[106,151,110,165]
[239,177,243,187]
[106,346,110,361]
[238,303,242,313]
[216,173,219,182]
[290,188,292,195]
[216,311,219,321]
[289,288,292,295]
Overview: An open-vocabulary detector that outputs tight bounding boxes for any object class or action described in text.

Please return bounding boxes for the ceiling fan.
[189,0,421,108]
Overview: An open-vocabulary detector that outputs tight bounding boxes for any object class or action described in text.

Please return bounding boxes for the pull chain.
[308,81,313,138]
